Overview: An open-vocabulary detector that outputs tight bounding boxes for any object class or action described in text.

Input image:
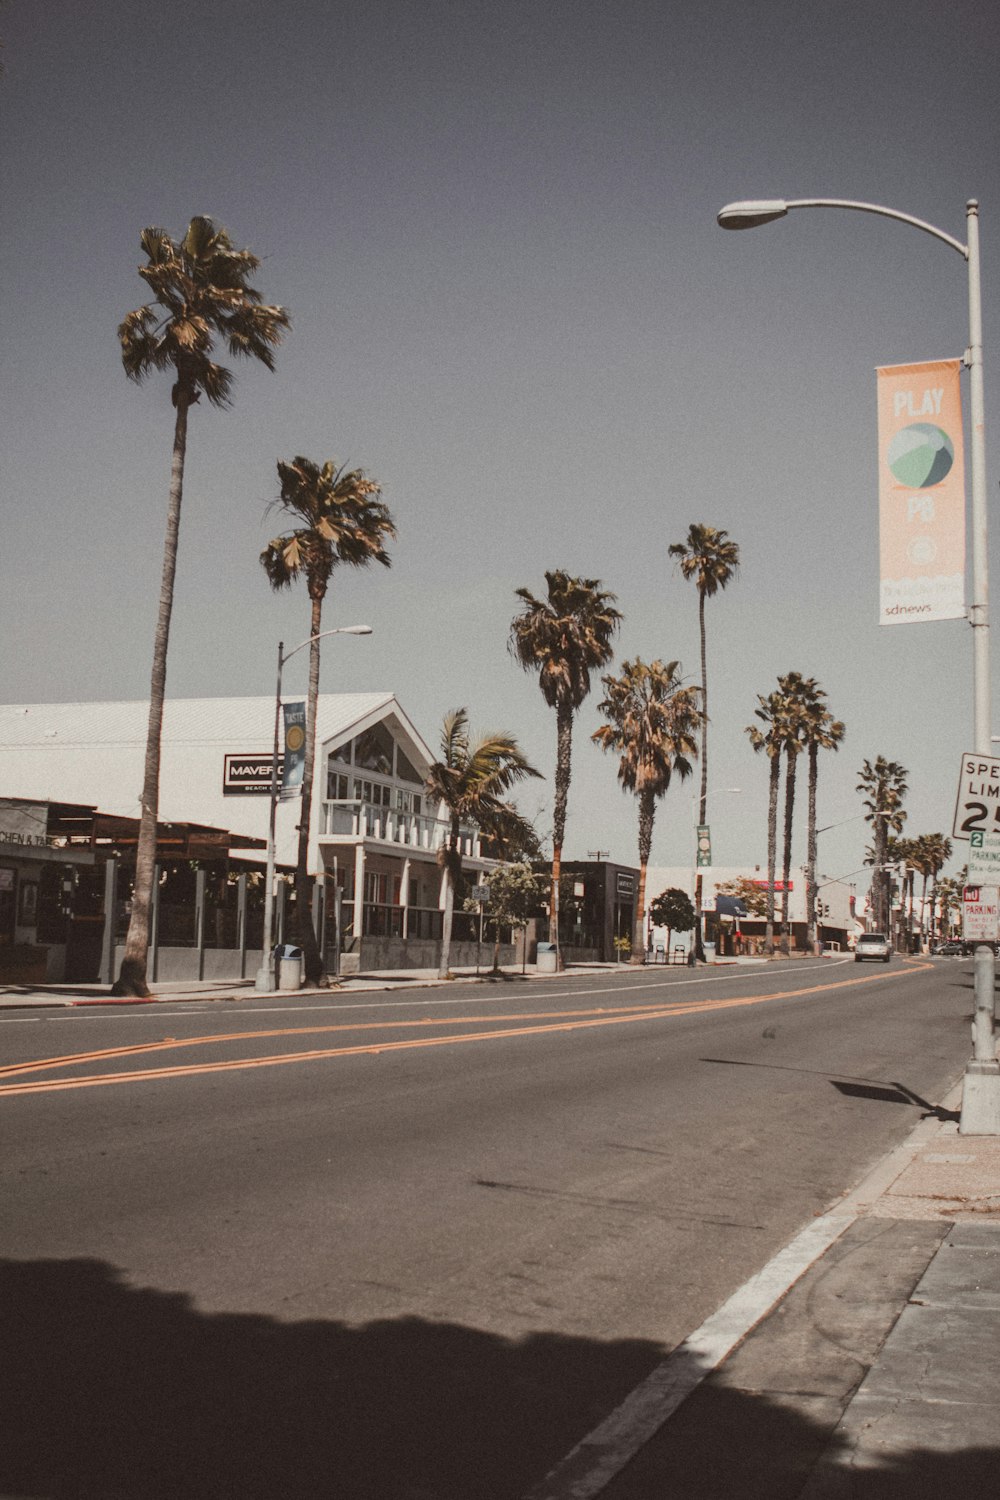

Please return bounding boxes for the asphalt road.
[0,956,975,1499]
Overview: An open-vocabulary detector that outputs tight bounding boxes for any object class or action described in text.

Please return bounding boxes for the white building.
[0,696,499,973]
[644,865,856,955]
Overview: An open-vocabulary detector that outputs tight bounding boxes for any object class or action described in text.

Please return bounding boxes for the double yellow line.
[0,962,926,1098]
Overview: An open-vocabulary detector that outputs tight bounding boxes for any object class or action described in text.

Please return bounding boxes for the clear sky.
[3,0,999,899]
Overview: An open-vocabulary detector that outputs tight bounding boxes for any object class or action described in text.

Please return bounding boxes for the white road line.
[0,958,855,1024]
[523,1069,958,1500]
[524,1212,853,1500]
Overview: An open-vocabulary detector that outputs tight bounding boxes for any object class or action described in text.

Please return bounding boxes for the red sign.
[751,879,794,891]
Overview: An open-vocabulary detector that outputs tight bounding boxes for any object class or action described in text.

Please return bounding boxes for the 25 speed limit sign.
[953,752,1000,841]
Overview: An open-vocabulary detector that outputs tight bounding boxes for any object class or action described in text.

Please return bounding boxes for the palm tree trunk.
[766,752,779,955]
[806,743,818,955]
[551,700,573,968]
[438,818,460,978]
[919,872,929,952]
[780,750,796,955]
[632,790,654,963]
[295,593,326,984]
[112,392,190,997]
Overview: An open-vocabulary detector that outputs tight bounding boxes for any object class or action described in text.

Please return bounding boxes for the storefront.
[0,800,97,982]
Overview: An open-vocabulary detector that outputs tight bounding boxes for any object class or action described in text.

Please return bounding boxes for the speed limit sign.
[953,752,1000,841]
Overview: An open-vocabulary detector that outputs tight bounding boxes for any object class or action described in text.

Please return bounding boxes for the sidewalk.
[546,1080,1000,1499]
[0,961,602,1008]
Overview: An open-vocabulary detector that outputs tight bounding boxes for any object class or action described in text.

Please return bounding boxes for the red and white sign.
[963,886,999,942]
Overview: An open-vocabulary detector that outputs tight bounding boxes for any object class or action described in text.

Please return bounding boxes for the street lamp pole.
[718,196,998,1131]
[253,625,372,993]
[691,786,740,961]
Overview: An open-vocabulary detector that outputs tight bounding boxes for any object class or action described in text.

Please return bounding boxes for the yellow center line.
[0,960,927,1099]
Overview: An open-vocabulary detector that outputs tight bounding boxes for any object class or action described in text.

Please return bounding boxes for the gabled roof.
[0,695,402,752]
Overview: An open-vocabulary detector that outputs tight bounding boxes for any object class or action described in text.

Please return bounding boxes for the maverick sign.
[223,754,283,794]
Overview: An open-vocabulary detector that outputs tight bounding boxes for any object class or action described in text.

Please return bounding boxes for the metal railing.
[320,799,482,857]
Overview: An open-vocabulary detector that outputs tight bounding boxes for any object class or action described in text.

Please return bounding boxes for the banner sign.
[696,825,712,867]
[877,358,965,625]
[280,702,306,800]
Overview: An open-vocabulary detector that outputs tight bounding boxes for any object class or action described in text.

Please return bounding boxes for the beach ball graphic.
[887,423,954,488]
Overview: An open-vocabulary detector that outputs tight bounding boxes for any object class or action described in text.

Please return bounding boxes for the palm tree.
[112,217,289,996]
[425,710,542,979]
[592,659,703,963]
[857,757,909,935]
[509,572,622,965]
[922,832,953,947]
[746,687,795,956]
[261,456,395,983]
[798,681,845,955]
[668,525,740,959]
[775,673,818,954]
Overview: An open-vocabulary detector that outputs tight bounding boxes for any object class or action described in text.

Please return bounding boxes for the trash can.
[275,944,303,991]
[536,941,558,974]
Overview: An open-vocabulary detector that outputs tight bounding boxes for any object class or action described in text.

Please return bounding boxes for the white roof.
[0,696,434,861]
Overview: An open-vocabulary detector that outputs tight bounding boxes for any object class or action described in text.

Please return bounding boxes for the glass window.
[326,769,350,800]
[396,744,423,785]
[355,722,394,775]
[330,739,352,764]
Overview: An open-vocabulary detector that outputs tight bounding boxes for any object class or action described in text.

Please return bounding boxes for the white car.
[855,932,892,963]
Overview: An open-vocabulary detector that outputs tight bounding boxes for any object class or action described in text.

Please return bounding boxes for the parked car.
[933,939,968,957]
[855,932,892,963]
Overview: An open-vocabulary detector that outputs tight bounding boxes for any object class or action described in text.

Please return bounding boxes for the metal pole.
[255,640,283,991]
[960,199,1000,1132]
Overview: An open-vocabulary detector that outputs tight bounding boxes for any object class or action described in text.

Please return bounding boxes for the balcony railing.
[319,800,482,858]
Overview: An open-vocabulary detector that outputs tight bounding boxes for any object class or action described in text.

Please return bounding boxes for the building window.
[355,722,394,775]
[396,744,423,785]
[327,769,351,800]
[330,739,352,765]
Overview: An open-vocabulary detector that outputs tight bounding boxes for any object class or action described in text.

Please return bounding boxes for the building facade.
[0,697,503,975]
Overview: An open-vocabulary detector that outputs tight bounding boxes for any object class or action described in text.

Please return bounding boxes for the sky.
[3,0,1000,900]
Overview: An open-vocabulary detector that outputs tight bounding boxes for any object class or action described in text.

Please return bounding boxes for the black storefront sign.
[223,754,283,794]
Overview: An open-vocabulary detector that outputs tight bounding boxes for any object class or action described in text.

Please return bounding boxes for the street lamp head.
[341,625,373,635]
[717,200,789,230]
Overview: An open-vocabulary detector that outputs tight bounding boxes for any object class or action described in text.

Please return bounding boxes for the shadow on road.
[3,1255,998,1498]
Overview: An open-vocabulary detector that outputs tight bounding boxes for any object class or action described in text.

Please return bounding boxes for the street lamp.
[718,195,998,1132]
[692,786,740,961]
[254,625,372,993]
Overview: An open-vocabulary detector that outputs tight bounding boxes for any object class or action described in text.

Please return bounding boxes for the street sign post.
[953,751,1000,840]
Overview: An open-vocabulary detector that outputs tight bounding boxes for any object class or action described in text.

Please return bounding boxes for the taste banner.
[876,358,965,624]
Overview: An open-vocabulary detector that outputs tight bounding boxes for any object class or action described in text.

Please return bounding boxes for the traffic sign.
[472,884,491,902]
[963,884,1000,942]
[967,829,1000,884]
[953,751,1000,841]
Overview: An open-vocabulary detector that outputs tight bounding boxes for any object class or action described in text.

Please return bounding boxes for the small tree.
[649,887,695,955]
[714,877,768,918]
[466,862,546,973]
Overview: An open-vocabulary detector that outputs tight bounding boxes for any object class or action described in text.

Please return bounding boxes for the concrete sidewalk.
[551,1085,1000,1499]
[0,963,577,1008]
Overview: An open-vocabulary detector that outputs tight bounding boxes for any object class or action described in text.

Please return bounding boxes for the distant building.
[0,697,500,975]
[644,865,855,956]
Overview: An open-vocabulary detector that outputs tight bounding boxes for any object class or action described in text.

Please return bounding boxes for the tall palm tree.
[857,757,909,935]
[112,217,289,997]
[798,680,845,955]
[775,673,819,954]
[922,832,953,947]
[592,659,703,963]
[509,572,622,965]
[261,456,395,983]
[746,686,796,956]
[668,525,739,959]
[425,709,541,979]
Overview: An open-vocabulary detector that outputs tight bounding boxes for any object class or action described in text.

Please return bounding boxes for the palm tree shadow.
[3,1255,997,1498]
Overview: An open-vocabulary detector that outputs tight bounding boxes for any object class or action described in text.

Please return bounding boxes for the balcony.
[319,800,482,859]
